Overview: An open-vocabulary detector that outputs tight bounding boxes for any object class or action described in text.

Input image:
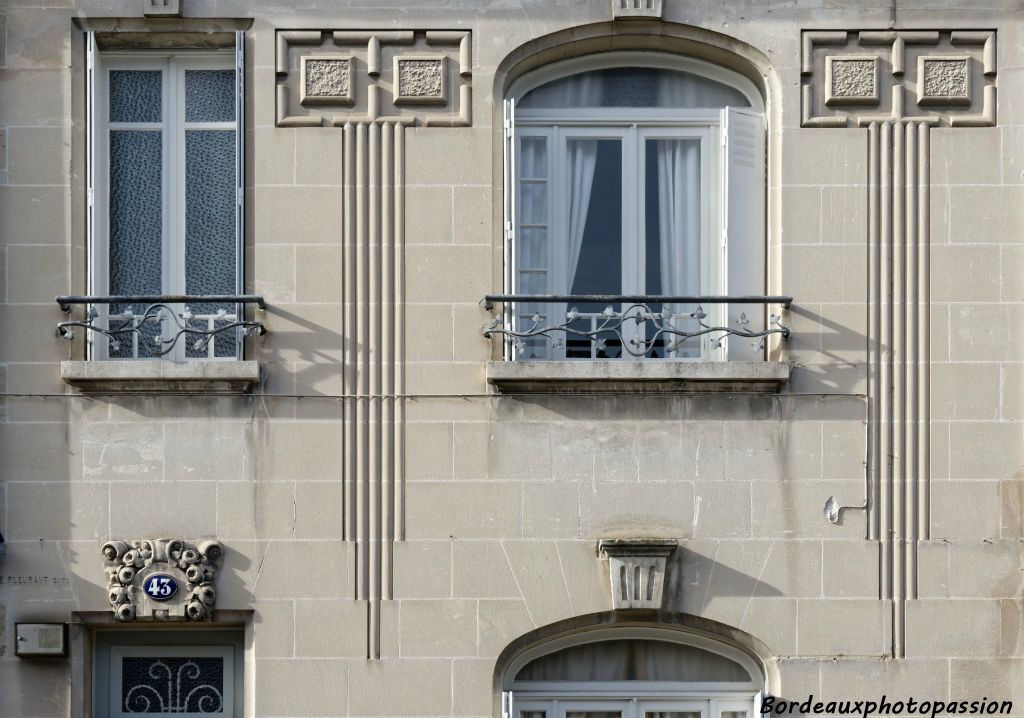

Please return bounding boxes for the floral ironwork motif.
[102,539,224,621]
[122,657,224,714]
[482,298,791,358]
[57,300,266,358]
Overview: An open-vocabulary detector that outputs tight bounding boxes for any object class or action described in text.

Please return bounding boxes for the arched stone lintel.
[492,20,776,108]
[491,610,781,697]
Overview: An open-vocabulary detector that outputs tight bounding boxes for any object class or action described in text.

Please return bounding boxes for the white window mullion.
[168,57,186,359]
[235,30,246,358]
[85,31,99,360]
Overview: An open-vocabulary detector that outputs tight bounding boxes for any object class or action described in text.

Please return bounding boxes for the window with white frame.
[503,54,766,361]
[503,634,764,718]
[87,36,244,360]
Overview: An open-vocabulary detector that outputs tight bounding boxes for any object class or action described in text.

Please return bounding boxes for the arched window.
[503,630,763,718]
[503,53,765,361]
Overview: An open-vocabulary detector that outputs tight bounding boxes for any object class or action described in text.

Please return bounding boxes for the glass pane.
[521,712,546,718]
[520,182,547,224]
[520,228,547,269]
[722,712,748,718]
[185,130,237,358]
[515,639,753,682]
[645,138,702,358]
[520,137,547,179]
[185,130,235,295]
[567,713,621,718]
[568,139,620,296]
[109,70,162,123]
[519,271,548,295]
[109,130,162,297]
[121,656,225,713]
[185,70,235,123]
[520,67,750,109]
[647,713,701,718]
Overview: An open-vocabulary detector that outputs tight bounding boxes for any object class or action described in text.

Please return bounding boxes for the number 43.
[147,577,173,597]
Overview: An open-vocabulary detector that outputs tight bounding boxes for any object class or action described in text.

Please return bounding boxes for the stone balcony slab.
[485,360,791,394]
[61,360,260,394]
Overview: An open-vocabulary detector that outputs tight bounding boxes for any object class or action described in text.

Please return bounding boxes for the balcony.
[56,295,267,393]
[481,294,792,393]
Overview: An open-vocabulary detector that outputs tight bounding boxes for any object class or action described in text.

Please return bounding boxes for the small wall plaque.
[15,623,68,658]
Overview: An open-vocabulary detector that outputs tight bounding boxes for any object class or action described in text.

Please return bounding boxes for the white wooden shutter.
[722,107,766,360]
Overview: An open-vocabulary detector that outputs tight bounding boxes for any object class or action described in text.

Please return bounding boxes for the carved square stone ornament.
[598,538,677,609]
[918,55,971,106]
[825,55,880,106]
[393,55,447,105]
[300,55,355,106]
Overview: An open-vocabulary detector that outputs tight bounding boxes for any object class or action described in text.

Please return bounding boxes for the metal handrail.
[482,294,793,309]
[57,294,267,312]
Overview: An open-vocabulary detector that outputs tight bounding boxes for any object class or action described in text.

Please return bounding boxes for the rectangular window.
[87,36,244,360]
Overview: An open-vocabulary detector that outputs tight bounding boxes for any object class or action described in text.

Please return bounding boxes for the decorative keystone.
[612,0,663,19]
[142,0,181,17]
[102,538,223,622]
[598,539,677,609]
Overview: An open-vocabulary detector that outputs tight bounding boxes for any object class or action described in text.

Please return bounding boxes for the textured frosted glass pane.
[519,67,750,109]
[109,70,162,122]
[185,130,235,295]
[109,130,162,297]
[520,137,547,179]
[121,656,225,713]
[186,70,235,122]
[186,130,237,357]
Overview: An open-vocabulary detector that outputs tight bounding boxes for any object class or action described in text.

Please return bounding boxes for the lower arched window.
[504,632,763,718]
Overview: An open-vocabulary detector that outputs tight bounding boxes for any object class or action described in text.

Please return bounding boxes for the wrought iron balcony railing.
[482,294,792,360]
[56,295,267,359]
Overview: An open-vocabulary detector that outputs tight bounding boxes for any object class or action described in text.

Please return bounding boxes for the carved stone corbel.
[598,539,678,609]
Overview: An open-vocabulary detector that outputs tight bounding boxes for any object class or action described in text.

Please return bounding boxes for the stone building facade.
[0,0,1022,716]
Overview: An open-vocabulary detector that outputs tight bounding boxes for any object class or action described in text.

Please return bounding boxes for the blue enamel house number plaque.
[142,574,178,601]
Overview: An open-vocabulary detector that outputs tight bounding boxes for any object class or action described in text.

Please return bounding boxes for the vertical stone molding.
[341,120,406,659]
[867,120,930,659]
[275,30,472,127]
[801,28,996,658]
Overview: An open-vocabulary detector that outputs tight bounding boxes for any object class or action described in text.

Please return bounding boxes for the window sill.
[60,360,260,394]
[485,360,791,394]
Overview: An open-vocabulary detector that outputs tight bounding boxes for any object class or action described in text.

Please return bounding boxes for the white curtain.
[656,139,701,296]
[565,140,598,292]
[562,73,603,293]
